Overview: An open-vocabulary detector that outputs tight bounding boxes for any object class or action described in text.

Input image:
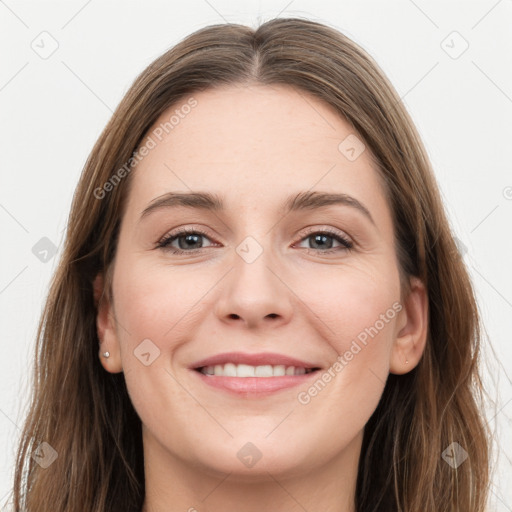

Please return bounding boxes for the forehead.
[124,83,389,222]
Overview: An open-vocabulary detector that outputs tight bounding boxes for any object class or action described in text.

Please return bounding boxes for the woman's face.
[97,83,425,480]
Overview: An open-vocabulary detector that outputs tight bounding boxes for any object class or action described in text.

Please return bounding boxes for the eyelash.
[156,226,353,256]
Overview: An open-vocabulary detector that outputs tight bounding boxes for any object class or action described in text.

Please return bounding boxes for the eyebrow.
[139,190,375,225]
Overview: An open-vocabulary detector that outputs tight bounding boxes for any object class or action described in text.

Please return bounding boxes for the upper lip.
[190,352,322,370]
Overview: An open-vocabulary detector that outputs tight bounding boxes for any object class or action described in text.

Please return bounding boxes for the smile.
[197,363,318,377]
[192,366,321,396]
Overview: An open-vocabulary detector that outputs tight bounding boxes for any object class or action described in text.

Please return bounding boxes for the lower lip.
[192,370,320,396]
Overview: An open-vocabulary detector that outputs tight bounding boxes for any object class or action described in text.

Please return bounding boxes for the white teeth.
[201,363,315,377]
[237,364,255,377]
[255,365,273,377]
[223,363,237,376]
[272,365,286,377]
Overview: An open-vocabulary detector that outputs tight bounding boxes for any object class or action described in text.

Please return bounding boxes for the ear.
[93,272,123,373]
[389,276,428,375]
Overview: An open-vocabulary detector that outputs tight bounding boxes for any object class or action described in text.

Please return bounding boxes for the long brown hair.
[9,17,492,511]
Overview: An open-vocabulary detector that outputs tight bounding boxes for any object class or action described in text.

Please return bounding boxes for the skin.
[94,83,428,512]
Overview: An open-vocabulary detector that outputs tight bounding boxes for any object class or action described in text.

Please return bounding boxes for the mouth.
[191,362,322,396]
[189,352,323,396]
[194,363,321,377]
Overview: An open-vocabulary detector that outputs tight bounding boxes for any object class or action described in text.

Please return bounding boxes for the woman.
[10,17,491,512]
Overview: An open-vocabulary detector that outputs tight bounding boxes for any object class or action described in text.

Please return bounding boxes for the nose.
[214,243,294,330]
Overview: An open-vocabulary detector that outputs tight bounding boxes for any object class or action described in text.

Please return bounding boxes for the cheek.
[293,263,401,401]
[292,271,400,433]
[113,258,208,342]
[110,260,210,438]
[301,264,400,345]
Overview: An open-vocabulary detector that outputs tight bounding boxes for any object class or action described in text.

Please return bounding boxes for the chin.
[189,436,321,481]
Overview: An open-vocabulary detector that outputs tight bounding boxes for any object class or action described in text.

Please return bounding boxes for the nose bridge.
[214,233,293,328]
[234,235,275,293]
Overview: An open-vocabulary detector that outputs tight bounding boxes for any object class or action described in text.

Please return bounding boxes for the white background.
[1,0,511,509]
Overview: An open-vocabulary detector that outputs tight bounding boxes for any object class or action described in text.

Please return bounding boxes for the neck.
[141,430,362,512]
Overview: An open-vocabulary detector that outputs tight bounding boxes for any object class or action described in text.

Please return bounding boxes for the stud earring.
[102,351,110,358]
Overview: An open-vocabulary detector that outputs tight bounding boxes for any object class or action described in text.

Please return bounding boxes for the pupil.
[311,234,332,250]
[179,234,202,250]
